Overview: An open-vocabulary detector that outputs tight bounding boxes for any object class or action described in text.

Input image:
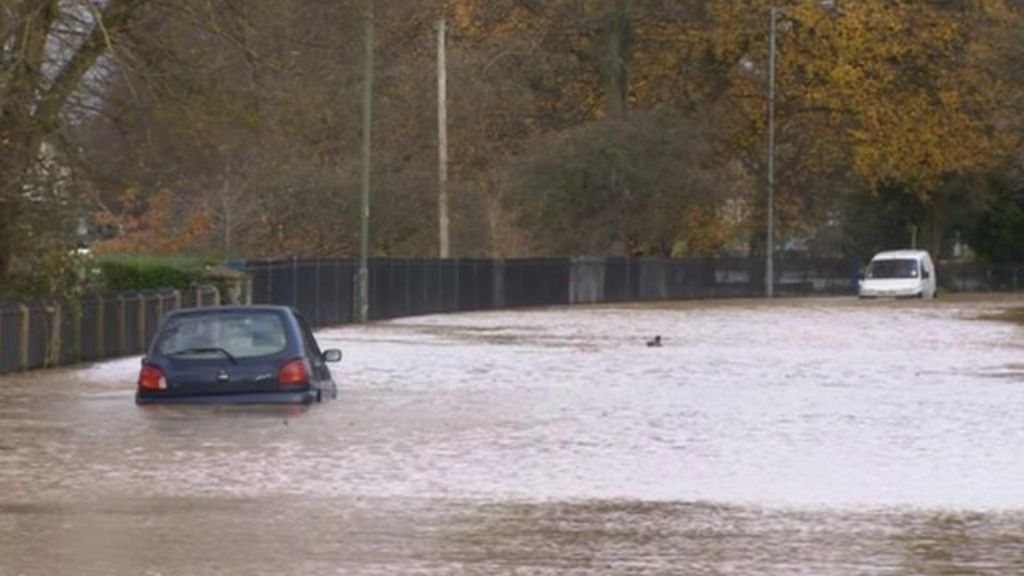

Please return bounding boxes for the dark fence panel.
[293,260,319,325]
[58,304,78,366]
[476,260,496,311]
[336,260,356,326]
[393,259,413,319]
[26,306,50,370]
[315,259,339,327]
[121,293,140,357]
[368,258,390,321]
[711,258,756,299]
[940,263,1024,292]
[407,260,428,316]
[503,259,571,309]
[603,257,634,303]
[79,296,101,363]
[440,260,459,313]
[101,294,121,361]
[0,304,21,374]
[249,260,273,304]
[269,260,297,310]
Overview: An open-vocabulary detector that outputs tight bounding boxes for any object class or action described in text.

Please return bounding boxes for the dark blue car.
[136,306,341,405]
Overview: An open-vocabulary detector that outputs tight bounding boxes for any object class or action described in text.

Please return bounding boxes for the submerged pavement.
[1,297,1023,574]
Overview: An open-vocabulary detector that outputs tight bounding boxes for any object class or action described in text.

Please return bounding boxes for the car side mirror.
[323,349,343,363]
[922,270,931,280]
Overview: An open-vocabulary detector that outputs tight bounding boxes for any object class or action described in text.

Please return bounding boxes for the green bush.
[2,247,100,303]
[97,255,205,291]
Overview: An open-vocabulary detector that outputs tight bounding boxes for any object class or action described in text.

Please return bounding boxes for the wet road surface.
[1,297,1023,574]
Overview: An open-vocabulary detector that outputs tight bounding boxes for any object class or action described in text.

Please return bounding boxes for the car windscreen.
[156,312,288,360]
[867,259,919,279]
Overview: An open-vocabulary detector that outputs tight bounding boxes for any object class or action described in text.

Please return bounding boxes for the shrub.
[97,255,204,291]
[2,247,100,303]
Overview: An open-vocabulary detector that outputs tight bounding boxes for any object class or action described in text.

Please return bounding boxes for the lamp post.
[765,2,836,298]
[357,0,374,323]
[766,6,778,298]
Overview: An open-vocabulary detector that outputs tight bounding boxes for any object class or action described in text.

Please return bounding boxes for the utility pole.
[437,18,450,259]
[357,0,374,323]
[766,6,777,299]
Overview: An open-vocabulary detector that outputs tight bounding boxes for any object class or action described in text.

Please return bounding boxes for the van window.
[867,259,919,279]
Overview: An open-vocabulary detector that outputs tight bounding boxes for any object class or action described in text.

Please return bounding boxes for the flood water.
[2,297,1023,575]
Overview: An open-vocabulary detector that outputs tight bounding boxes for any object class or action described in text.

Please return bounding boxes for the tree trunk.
[602,0,632,122]
[0,0,146,284]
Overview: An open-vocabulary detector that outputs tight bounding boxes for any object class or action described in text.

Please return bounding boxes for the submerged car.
[859,250,937,299]
[136,306,341,405]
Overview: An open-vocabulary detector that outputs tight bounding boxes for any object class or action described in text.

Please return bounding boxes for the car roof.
[871,250,930,261]
[164,305,297,319]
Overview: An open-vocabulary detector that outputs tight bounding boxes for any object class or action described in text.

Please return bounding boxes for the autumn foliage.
[4,0,1024,286]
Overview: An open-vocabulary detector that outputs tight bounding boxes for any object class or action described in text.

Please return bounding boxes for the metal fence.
[939,263,1024,293]
[240,256,859,328]
[0,286,219,375]
[2,256,1018,376]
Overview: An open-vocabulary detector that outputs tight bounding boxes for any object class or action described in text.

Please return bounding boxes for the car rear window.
[867,259,919,279]
[156,312,288,359]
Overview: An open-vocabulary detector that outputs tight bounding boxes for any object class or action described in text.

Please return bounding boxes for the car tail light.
[139,365,167,391]
[279,359,309,388]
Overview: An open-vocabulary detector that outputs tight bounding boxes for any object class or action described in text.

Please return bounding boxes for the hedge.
[97,255,204,291]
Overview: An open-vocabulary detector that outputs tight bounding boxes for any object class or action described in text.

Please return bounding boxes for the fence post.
[117,294,127,357]
[47,304,62,368]
[492,259,505,309]
[138,291,148,350]
[156,291,165,325]
[18,304,29,372]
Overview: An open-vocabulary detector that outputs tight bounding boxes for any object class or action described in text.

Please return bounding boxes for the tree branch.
[35,0,146,129]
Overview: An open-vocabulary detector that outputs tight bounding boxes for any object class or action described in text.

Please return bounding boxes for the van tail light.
[139,365,167,391]
[279,359,309,388]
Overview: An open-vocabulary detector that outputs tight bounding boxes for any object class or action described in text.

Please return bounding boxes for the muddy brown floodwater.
[2,296,1024,575]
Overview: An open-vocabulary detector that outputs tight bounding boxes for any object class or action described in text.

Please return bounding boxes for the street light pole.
[437,18,450,259]
[766,6,778,299]
[357,0,374,323]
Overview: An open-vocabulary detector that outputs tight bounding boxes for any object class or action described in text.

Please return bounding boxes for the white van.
[859,250,937,299]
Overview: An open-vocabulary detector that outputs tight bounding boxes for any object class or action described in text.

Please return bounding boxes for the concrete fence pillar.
[17,304,29,372]
[96,297,105,360]
[138,295,147,353]
[492,259,506,310]
[117,294,127,357]
[46,304,62,368]
[569,257,606,305]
